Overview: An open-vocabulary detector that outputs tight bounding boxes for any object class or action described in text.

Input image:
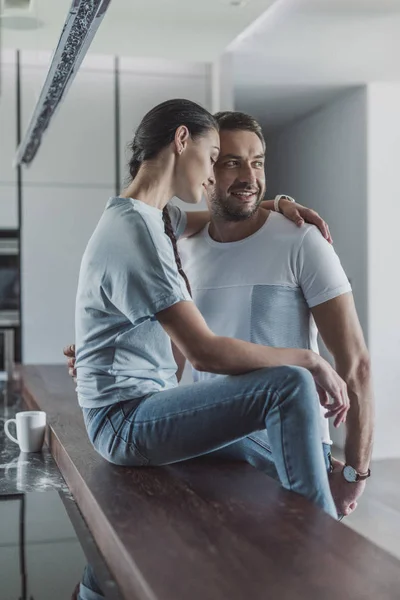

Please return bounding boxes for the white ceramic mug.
[4,411,46,453]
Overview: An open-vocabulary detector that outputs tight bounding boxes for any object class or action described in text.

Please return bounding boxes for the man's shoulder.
[269,212,315,239]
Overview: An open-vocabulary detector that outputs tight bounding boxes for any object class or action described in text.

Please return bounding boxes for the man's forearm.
[337,357,374,472]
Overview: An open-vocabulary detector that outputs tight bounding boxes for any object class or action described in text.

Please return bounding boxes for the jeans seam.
[105,414,149,465]
[247,434,272,453]
[91,416,110,446]
[279,402,293,488]
[114,433,149,464]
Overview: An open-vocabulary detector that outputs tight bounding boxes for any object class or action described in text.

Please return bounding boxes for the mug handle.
[4,419,19,445]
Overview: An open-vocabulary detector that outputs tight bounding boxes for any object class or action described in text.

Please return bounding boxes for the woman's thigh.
[101,365,317,466]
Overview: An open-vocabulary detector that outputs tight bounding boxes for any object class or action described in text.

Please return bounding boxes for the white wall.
[238,84,400,458]
[0,51,214,364]
[367,83,400,459]
[265,87,369,337]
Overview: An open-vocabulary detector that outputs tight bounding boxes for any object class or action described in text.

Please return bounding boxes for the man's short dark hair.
[213,111,266,150]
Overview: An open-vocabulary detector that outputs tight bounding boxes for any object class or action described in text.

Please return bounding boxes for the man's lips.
[230,190,259,202]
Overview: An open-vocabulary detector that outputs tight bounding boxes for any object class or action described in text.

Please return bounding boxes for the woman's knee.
[284,365,315,387]
[260,365,314,390]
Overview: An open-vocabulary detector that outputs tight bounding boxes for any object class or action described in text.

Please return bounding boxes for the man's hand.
[63,344,77,380]
[279,199,333,244]
[329,457,364,518]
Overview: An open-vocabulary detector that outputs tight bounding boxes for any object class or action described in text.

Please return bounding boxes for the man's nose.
[239,163,256,185]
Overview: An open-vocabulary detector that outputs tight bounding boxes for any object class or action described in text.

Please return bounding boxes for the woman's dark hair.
[128,99,218,295]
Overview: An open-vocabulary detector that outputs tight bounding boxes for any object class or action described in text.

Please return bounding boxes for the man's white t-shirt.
[177,210,352,444]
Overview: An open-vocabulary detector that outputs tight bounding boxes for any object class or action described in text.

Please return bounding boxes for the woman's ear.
[174,125,190,155]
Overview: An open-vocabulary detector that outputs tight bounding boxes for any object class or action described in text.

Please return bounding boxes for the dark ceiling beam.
[15,0,112,167]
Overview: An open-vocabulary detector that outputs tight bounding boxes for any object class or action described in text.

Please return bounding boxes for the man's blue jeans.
[82,366,337,518]
[209,429,332,482]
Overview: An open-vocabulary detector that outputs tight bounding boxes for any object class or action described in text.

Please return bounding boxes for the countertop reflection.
[0,383,122,600]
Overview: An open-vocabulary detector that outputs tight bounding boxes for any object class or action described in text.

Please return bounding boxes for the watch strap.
[355,468,371,481]
[274,194,295,214]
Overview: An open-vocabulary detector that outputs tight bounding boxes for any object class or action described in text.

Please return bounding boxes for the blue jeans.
[83,366,337,518]
[209,430,332,481]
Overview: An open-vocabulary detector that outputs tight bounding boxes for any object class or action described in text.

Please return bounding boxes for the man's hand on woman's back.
[63,344,77,380]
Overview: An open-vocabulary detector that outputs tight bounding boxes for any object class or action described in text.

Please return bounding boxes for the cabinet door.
[22,185,112,364]
[0,55,18,228]
[21,59,115,187]
[119,67,211,187]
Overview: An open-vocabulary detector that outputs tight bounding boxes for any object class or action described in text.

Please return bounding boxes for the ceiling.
[232,0,400,130]
[1,0,277,62]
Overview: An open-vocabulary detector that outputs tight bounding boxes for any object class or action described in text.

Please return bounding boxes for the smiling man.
[176,111,374,518]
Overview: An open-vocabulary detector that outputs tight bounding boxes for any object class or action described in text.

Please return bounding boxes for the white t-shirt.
[178,210,352,444]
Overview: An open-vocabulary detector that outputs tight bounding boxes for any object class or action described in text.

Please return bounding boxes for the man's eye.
[226,160,239,167]
[254,161,264,168]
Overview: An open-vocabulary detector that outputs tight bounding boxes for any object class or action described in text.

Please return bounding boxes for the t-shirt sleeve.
[167,202,187,239]
[102,211,192,324]
[297,226,352,308]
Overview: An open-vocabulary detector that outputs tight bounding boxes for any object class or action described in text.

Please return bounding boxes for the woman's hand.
[309,354,350,427]
[262,198,332,244]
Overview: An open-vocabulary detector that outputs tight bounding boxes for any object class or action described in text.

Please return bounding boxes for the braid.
[162,206,192,296]
[128,142,191,296]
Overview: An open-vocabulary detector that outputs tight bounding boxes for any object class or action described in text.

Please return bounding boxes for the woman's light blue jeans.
[82,366,337,518]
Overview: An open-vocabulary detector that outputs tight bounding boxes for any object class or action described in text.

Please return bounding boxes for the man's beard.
[209,186,264,222]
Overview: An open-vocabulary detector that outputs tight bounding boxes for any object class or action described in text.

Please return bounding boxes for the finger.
[324,402,348,423]
[331,457,343,470]
[291,209,305,227]
[63,344,75,357]
[326,403,348,427]
[323,389,344,415]
[326,224,333,245]
[333,409,346,428]
[308,212,329,239]
[67,357,75,368]
[68,367,74,377]
[317,386,329,407]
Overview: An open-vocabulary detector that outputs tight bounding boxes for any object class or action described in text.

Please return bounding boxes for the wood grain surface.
[22,365,400,600]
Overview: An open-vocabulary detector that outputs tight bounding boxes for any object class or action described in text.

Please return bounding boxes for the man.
[66,111,373,518]
[175,111,373,518]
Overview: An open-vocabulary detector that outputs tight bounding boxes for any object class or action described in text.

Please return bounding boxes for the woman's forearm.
[193,335,317,375]
[261,199,276,211]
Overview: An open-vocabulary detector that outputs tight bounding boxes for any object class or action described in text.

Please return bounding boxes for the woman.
[74,99,348,518]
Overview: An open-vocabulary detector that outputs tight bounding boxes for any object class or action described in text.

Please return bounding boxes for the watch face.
[343,465,357,483]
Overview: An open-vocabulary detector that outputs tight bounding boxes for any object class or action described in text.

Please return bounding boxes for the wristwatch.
[274,194,295,213]
[342,464,371,483]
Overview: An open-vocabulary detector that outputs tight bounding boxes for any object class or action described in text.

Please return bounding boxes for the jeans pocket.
[107,433,149,467]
